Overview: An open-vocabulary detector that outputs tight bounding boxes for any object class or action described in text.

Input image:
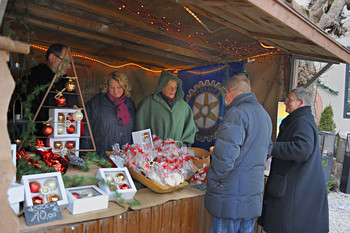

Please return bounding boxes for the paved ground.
[328,191,350,233]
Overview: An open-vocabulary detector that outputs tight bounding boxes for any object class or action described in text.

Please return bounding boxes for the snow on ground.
[328,191,350,233]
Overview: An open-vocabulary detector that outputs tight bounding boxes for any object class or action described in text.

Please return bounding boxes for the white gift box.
[21,172,68,209]
[66,185,108,215]
[7,183,24,215]
[96,167,137,201]
[47,137,80,157]
[49,108,81,138]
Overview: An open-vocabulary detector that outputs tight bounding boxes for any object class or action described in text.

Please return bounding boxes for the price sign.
[24,202,63,226]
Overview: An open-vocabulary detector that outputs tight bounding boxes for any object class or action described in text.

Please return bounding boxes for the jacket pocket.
[267,173,288,198]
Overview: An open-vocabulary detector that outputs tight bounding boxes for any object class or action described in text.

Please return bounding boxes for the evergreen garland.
[317,80,339,95]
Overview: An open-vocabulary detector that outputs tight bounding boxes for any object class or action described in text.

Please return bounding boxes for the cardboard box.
[49,108,81,138]
[47,137,80,157]
[7,183,24,215]
[21,172,68,209]
[66,185,108,215]
[96,167,137,201]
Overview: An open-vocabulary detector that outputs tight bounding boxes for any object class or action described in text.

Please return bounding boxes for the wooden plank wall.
[20,195,265,233]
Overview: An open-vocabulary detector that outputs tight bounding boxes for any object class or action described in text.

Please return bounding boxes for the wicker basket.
[126,164,189,193]
[188,147,210,169]
[106,151,189,193]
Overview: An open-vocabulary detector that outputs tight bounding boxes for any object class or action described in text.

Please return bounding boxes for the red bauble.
[66,113,74,122]
[42,124,53,136]
[119,183,129,190]
[32,196,44,205]
[72,192,80,199]
[66,125,76,134]
[65,141,75,149]
[29,181,41,193]
[56,95,66,106]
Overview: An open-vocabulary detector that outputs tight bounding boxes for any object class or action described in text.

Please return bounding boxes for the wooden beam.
[53,0,218,52]
[4,13,212,67]
[21,4,217,62]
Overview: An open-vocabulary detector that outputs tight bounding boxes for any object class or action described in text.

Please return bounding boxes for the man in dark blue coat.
[205,74,272,233]
[258,87,329,233]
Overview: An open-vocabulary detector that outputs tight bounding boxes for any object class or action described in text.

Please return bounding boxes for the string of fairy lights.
[110,0,280,61]
[30,44,279,75]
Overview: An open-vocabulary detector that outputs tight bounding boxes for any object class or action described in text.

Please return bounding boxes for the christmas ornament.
[47,193,60,202]
[73,109,83,121]
[72,192,80,199]
[32,195,44,205]
[119,183,129,189]
[115,173,126,183]
[54,141,63,150]
[40,186,50,195]
[66,113,74,122]
[42,124,54,136]
[57,125,65,135]
[109,183,118,191]
[81,190,94,197]
[58,113,65,123]
[29,181,41,193]
[66,125,76,134]
[55,95,66,106]
[65,141,75,150]
[65,79,76,91]
[105,174,114,183]
[61,148,68,155]
[44,179,58,191]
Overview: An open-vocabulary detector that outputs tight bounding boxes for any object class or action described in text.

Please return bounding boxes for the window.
[345,50,350,118]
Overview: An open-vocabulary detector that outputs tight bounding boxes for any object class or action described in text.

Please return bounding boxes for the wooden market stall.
[1,1,350,233]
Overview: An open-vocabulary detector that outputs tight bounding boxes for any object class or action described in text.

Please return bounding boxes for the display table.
[18,165,266,233]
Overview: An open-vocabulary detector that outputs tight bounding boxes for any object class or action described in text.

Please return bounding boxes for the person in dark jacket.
[26,43,79,136]
[205,74,272,233]
[258,87,329,233]
[81,71,135,159]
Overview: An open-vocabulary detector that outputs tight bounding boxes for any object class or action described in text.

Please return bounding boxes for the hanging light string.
[30,44,279,74]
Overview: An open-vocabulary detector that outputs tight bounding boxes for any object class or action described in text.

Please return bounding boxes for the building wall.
[317,36,350,132]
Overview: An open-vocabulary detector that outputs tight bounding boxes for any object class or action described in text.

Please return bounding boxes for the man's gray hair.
[226,74,251,93]
[292,87,314,106]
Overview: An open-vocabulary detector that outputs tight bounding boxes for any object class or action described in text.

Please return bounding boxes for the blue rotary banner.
[178,62,245,150]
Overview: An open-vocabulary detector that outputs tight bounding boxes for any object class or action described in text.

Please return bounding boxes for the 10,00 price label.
[24,202,63,226]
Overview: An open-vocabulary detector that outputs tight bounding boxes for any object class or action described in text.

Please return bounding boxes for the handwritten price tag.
[24,202,62,226]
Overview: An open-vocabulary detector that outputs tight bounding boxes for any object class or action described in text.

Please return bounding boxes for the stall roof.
[4,0,350,69]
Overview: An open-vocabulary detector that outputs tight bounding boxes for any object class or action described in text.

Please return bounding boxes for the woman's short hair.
[100,71,131,97]
[292,87,314,106]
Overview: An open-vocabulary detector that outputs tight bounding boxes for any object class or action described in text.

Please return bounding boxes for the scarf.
[107,92,130,126]
[160,91,175,108]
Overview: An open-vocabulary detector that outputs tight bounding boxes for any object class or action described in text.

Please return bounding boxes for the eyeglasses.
[285,98,301,103]
[53,53,72,65]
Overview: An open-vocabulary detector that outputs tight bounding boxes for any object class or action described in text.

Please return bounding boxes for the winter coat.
[81,92,135,159]
[205,92,272,220]
[258,106,329,233]
[136,71,198,144]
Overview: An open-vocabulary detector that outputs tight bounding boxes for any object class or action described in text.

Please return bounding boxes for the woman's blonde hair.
[100,71,131,97]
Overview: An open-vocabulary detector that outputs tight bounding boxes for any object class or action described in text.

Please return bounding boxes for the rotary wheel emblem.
[186,80,225,142]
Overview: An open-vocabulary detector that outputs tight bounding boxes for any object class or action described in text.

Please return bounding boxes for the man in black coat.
[26,44,79,136]
[258,87,329,233]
